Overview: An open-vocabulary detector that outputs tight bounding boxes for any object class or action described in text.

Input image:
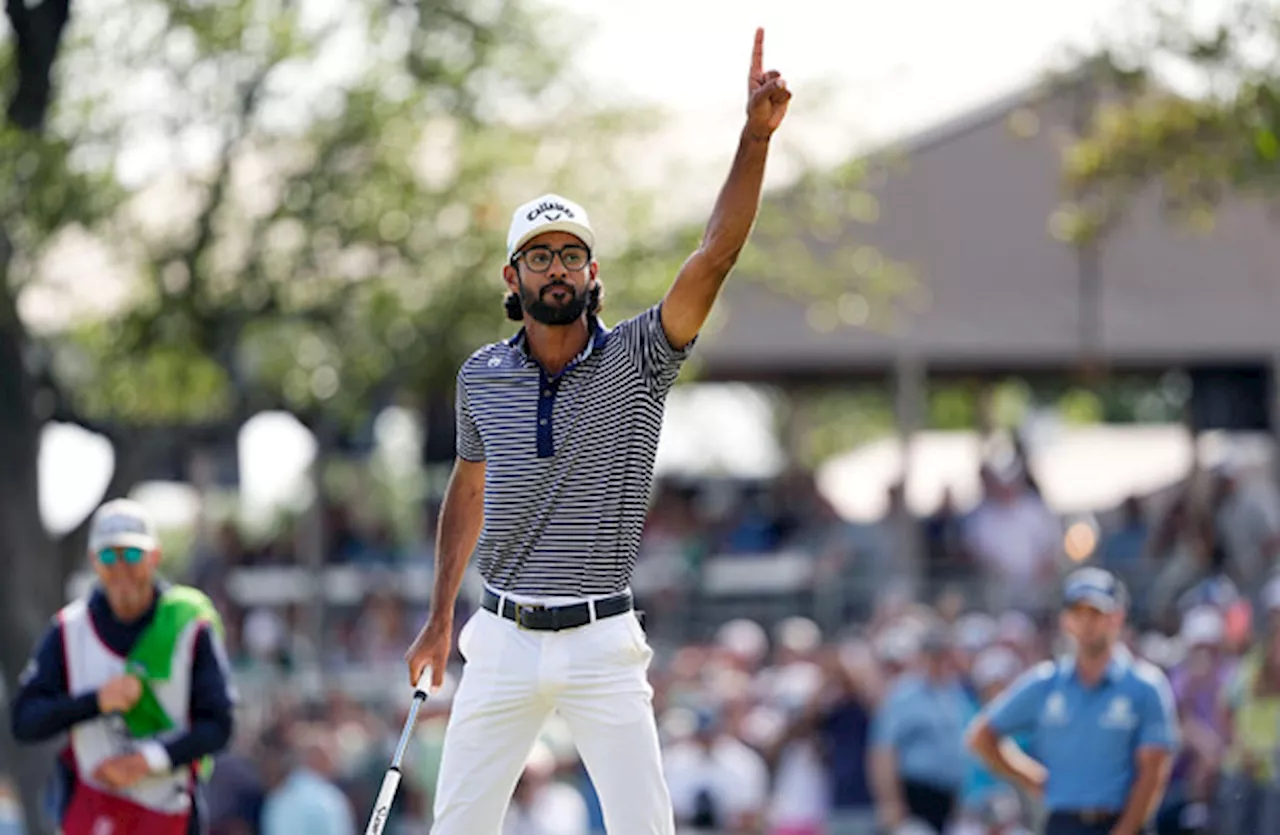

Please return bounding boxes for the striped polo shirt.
[455,302,694,596]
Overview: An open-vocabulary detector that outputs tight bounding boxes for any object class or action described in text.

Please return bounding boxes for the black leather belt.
[481,588,632,631]
[1050,810,1122,827]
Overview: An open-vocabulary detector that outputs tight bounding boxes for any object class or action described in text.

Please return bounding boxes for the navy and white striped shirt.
[456,302,694,596]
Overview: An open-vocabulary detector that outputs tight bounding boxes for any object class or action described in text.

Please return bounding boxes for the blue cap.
[1063,567,1127,613]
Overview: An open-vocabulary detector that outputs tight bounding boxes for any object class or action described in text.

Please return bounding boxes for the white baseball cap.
[1179,605,1225,647]
[971,646,1021,689]
[88,498,158,553]
[874,627,920,664]
[506,193,595,259]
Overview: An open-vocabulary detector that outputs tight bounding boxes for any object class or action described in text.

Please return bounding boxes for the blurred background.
[4,0,1280,833]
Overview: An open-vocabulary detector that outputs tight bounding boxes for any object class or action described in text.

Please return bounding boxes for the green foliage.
[737,157,916,333]
[0,116,121,287]
[788,388,896,470]
[6,0,669,437]
[928,385,978,430]
[1062,0,1280,226]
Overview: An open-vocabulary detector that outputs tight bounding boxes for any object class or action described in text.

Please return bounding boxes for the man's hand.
[746,27,791,139]
[1017,769,1047,801]
[404,618,452,693]
[876,799,908,831]
[97,674,142,714]
[92,753,152,790]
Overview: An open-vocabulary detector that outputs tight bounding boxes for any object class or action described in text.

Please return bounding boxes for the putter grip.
[363,770,403,835]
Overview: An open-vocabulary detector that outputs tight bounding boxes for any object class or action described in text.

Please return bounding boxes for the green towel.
[121,585,225,779]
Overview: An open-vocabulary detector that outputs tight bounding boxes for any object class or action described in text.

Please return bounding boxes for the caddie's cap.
[506,193,595,259]
[88,498,158,553]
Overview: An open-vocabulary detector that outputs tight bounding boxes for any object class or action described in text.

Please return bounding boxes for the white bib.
[61,598,199,814]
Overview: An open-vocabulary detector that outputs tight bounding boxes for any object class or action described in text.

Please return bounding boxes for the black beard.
[520,278,587,326]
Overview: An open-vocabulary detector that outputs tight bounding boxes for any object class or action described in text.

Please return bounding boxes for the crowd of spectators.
[7,450,1280,835]
[189,567,1280,835]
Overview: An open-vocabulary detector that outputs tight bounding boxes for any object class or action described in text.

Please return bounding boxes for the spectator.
[869,626,969,834]
[954,613,999,699]
[924,488,970,592]
[1100,497,1150,615]
[817,640,883,835]
[1212,461,1280,608]
[876,483,925,603]
[1144,496,1210,630]
[1218,582,1280,835]
[760,620,829,835]
[663,707,769,833]
[962,464,1062,617]
[203,742,265,835]
[994,612,1041,668]
[260,726,355,835]
[503,742,589,835]
[720,483,783,554]
[1158,607,1231,835]
[962,645,1029,819]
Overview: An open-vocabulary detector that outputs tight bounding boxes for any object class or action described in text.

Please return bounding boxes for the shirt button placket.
[536,372,558,458]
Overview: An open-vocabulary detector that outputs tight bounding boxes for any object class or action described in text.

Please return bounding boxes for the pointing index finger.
[751,27,764,78]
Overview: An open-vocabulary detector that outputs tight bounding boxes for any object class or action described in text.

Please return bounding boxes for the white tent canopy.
[814,424,1227,521]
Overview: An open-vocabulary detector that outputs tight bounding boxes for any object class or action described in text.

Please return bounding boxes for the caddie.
[9,498,236,835]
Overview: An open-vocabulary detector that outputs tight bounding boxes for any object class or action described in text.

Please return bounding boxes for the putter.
[363,671,431,835]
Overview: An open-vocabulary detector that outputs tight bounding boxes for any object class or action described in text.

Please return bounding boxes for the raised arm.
[659,27,791,350]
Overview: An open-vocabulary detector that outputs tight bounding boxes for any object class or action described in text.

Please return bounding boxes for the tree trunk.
[0,302,64,833]
[0,507,61,835]
[5,0,74,132]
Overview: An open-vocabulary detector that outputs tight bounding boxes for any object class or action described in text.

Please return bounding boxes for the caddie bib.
[58,592,206,835]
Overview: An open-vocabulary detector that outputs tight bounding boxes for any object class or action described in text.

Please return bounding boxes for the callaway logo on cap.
[506,193,595,259]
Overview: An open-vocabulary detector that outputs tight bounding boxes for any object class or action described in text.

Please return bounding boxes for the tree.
[4,0,72,130]
[1060,0,1280,226]
[0,0,668,829]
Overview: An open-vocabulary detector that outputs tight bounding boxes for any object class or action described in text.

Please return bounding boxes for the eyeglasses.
[97,546,147,566]
[514,245,591,273]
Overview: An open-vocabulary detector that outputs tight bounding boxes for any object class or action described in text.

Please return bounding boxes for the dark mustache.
[540,282,574,295]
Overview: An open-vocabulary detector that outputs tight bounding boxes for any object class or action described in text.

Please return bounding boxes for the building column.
[893,348,927,602]
[1271,352,1280,484]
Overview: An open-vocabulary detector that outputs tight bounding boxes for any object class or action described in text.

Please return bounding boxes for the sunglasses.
[97,546,147,566]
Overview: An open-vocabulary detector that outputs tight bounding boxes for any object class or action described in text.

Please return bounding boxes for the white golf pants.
[430,597,675,834]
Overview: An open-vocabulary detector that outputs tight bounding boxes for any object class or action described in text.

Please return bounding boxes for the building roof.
[694,77,1280,382]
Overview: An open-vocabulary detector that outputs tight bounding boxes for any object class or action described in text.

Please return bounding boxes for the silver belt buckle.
[514,602,545,630]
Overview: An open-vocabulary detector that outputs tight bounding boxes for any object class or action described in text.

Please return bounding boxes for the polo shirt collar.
[506,315,609,365]
[1060,645,1132,684]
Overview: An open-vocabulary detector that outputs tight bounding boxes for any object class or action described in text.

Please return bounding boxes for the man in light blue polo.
[869,625,970,834]
[966,568,1179,835]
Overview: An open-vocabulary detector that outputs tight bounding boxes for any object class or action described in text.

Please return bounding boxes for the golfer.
[403,27,791,835]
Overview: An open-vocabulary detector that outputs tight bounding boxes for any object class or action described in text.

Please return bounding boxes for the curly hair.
[504,282,603,322]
